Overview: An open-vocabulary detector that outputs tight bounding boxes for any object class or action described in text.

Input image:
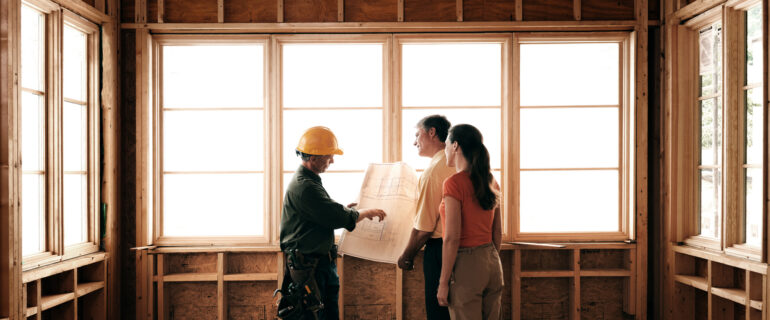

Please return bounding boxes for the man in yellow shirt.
[397,115,455,320]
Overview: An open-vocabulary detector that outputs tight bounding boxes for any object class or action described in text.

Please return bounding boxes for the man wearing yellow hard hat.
[278,126,386,320]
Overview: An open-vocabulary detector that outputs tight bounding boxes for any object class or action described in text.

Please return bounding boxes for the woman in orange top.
[437,124,503,320]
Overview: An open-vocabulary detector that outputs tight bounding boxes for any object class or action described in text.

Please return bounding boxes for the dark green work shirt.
[280,165,360,256]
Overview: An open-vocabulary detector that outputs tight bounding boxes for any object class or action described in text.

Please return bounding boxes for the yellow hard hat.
[296,126,344,156]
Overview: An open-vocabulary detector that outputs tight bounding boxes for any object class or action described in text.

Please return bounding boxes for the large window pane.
[699,168,721,239]
[402,43,501,107]
[746,88,763,164]
[163,45,264,108]
[22,92,44,171]
[746,5,762,85]
[164,174,264,237]
[63,102,87,171]
[283,109,382,171]
[520,107,618,169]
[283,44,383,108]
[282,171,365,206]
[520,43,619,106]
[22,174,44,256]
[520,170,618,233]
[21,5,43,91]
[745,168,762,247]
[164,110,263,171]
[700,98,722,166]
[402,108,500,171]
[63,174,87,246]
[63,25,86,101]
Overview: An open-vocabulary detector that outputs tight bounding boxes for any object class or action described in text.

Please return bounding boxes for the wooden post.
[570,249,581,320]
[396,267,403,320]
[457,0,463,21]
[573,0,581,20]
[515,0,523,20]
[157,254,166,320]
[338,0,344,22]
[635,0,650,318]
[512,249,521,320]
[398,0,404,21]
[158,0,164,23]
[218,253,227,320]
[338,256,345,319]
[218,0,224,23]
[277,0,284,22]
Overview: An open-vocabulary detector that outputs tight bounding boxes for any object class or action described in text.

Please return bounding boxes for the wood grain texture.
[164,0,218,23]
[581,0,634,20]
[522,0,572,20]
[521,278,570,319]
[121,0,136,23]
[402,254,426,319]
[345,0,399,22]
[167,282,217,319]
[165,254,218,274]
[342,256,396,317]
[463,0,516,21]
[404,0,455,21]
[226,253,277,274]
[146,0,157,23]
[224,0,277,22]
[580,277,624,319]
[521,250,572,271]
[284,0,337,22]
[227,282,278,319]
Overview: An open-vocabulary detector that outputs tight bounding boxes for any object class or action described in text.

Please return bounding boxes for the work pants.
[314,257,340,320]
[424,238,451,320]
[448,243,504,320]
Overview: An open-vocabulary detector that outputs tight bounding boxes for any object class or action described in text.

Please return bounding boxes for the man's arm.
[397,228,433,270]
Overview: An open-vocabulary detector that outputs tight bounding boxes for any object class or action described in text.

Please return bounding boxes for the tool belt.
[275,247,336,320]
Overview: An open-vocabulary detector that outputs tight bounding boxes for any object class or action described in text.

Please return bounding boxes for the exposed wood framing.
[53,0,112,23]
[398,0,404,21]
[158,0,164,23]
[574,0,582,20]
[278,0,284,22]
[218,0,224,23]
[515,0,522,20]
[338,0,344,21]
[0,0,22,317]
[635,0,649,319]
[457,0,463,21]
[135,0,146,23]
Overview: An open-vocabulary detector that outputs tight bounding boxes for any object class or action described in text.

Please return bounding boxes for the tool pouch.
[275,250,324,320]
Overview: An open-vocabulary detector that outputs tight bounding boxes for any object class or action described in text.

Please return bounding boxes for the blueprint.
[338,163,418,263]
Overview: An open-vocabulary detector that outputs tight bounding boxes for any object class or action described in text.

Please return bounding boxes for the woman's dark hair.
[447,124,498,210]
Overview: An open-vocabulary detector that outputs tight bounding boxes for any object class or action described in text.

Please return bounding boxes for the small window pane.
[402,43,501,107]
[164,173,264,237]
[164,110,263,171]
[520,170,618,233]
[745,168,762,247]
[63,173,87,246]
[22,174,44,256]
[63,25,87,101]
[283,109,382,171]
[283,44,383,108]
[402,108,501,171]
[745,88,763,164]
[520,43,619,106]
[700,98,722,166]
[22,92,44,171]
[520,107,619,169]
[163,45,264,108]
[746,5,762,85]
[699,23,722,97]
[699,168,721,239]
[63,102,87,172]
[21,5,43,91]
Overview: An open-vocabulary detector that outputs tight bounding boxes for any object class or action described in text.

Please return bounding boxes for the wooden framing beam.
[158,0,164,23]
[457,0,463,21]
[277,0,284,22]
[574,0,582,20]
[635,0,649,318]
[218,0,224,23]
[338,0,344,22]
[515,0,523,20]
[398,0,404,21]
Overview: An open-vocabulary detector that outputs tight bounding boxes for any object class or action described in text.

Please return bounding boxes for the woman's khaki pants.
[448,243,504,320]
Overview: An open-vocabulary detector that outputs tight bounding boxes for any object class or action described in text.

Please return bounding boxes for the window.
[21,3,47,258]
[19,2,100,268]
[675,2,766,259]
[514,34,634,240]
[279,37,388,214]
[149,33,637,245]
[155,36,268,244]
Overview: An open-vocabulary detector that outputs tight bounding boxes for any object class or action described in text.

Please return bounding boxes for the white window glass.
[63,174,87,246]
[401,108,501,171]
[21,5,43,91]
[63,25,86,102]
[21,5,46,256]
[698,22,722,239]
[163,45,263,108]
[282,109,382,171]
[744,5,763,248]
[520,170,618,232]
[63,102,87,171]
[282,172,365,206]
[520,43,619,106]
[63,101,88,245]
[402,43,501,107]
[164,110,263,171]
[520,108,618,169]
[161,43,266,238]
[164,174,264,237]
[282,44,383,108]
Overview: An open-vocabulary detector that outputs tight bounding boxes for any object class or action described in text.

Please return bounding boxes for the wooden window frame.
[60,10,100,260]
[678,6,725,252]
[392,33,512,239]
[511,32,636,242]
[151,34,272,246]
[725,0,764,261]
[19,2,101,270]
[273,34,392,243]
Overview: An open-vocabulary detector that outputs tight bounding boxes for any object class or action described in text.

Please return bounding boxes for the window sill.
[21,252,107,283]
[683,235,722,252]
[725,244,762,262]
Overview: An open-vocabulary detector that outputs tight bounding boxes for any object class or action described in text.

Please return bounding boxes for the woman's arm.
[492,206,502,252]
[437,196,462,306]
